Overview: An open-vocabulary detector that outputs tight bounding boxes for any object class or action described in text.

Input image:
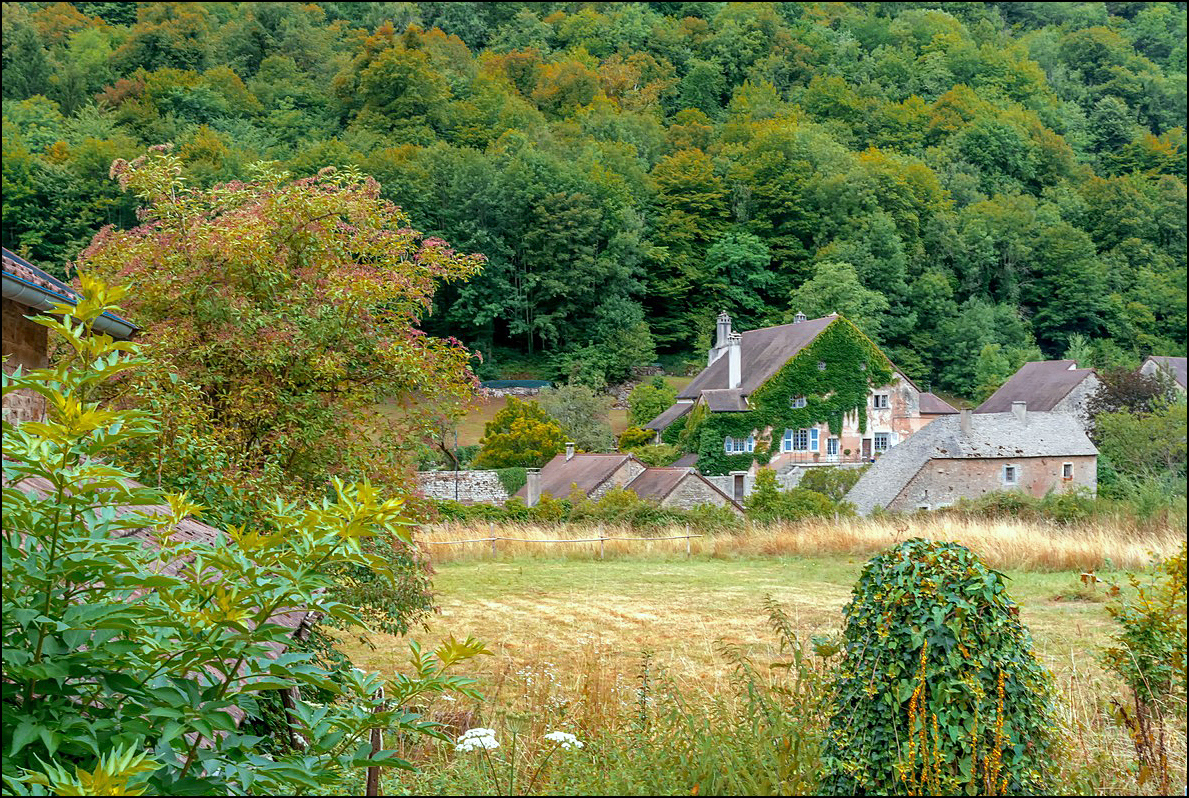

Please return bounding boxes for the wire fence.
[420,531,704,559]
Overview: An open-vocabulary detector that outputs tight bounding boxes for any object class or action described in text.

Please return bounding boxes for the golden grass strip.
[415,517,1185,572]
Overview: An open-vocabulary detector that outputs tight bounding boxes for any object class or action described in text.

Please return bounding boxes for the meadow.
[337,518,1187,796]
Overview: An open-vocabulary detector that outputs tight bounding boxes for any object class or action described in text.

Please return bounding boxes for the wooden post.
[489,522,496,558]
[491,536,498,558]
[366,685,385,796]
[599,524,605,560]
[686,524,691,558]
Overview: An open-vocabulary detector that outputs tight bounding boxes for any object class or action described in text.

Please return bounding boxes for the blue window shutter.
[811,428,819,451]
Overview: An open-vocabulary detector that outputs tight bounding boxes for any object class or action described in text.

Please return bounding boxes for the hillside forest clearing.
[336,518,1187,796]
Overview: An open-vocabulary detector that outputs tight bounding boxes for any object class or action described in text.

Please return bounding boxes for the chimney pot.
[960,407,972,436]
[1011,401,1027,423]
[793,311,807,323]
[728,332,742,390]
[526,468,541,507]
[565,442,575,461]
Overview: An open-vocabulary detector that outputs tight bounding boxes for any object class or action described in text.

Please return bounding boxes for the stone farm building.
[2,247,138,422]
[846,406,1098,515]
[643,312,957,489]
[1140,355,1187,392]
[975,359,1100,420]
[513,448,742,514]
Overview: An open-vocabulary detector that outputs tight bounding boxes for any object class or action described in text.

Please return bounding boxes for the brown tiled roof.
[3,249,81,302]
[701,389,748,411]
[919,392,959,414]
[975,360,1096,413]
[644,401,692,431]
[678,315,835,399]
[513,453,638,500]
[623,467,689,501]
[1146,355,1187,389]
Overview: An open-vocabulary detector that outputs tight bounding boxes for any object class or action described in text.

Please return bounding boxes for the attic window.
[790,395,807,409]
[817,361,827,371]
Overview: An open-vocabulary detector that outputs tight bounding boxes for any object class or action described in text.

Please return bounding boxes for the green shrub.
[628,443,682,467]
[798,465,868,501]
[685,502,745,534]
[494,466,528,496]
[744,469,837,523]
[627,377,677,426]
[1037,487,1097,525]
[821,539,1060,795]
[618,425,656,449]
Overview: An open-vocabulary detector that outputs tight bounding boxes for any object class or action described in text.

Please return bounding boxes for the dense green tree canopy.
[3,1,1186,398]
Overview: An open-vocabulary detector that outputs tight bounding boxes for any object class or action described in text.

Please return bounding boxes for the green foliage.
[0,277,487,795]
[687,317,895,475]
[1094,396,1188,480]
[797,466,869,502]
[743,468,838,523]
[472,397,565,469]
[535,383,613,452]
[627,377,677,427]
[627,443,682,467]
[618,425,655,449]
[821,540,1061,795]
[493,466,528,497]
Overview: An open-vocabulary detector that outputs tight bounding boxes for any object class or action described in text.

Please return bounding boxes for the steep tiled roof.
[678,315,835,399]
[845,411,1097,514]
[975,360,1096,413]
[514,453,638,500]
[919,392,959,414]
[1145,355,1187,389]
[644,401,692,431]
[3,248,81,302]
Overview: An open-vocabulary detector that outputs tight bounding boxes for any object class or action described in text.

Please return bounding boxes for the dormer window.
[790,395,807,409]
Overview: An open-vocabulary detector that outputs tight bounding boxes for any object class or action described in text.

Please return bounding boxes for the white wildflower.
[440,694,457,702]
[455,727,500,752]
[543,731,585,750]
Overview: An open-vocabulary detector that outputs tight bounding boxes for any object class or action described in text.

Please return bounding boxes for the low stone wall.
[484,386,545,398]
[417,471,510,505]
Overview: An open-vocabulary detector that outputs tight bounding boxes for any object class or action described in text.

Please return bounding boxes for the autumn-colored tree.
[80,146,485,515]
[472,397,565,468]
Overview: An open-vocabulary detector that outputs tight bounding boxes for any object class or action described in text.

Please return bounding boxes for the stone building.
[2,248,137,423]
[1139,355,1187,392]
[975,360,1100,420]
[642,311,956,486]
[845,405,1098,515]
[621,467,742,515]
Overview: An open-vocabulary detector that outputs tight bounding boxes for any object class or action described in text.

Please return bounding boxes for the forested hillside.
[3,1,1186,398]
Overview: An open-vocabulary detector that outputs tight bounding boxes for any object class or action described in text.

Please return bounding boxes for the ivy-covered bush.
[743,469,840,523]
[821,539,1060,795]
[681,318,894,475]
[798,466,869,502]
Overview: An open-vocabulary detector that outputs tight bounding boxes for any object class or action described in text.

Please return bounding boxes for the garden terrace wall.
[418,470,511,505]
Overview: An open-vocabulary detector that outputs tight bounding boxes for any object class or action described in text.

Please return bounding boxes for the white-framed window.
[873,432,891,453]
[827,437,839,456]
[724,436,734,453]
[817,361,827,371]
[725,435,754,454]
[783,428,811,451]
[790,395,807,408]
[746,434,755,453]
[1062,462,1073,479]
[1003,465,1018,485]
[872,394,889,409]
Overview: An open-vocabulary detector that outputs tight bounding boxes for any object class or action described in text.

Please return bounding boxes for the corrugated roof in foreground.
[844,411,1097,515]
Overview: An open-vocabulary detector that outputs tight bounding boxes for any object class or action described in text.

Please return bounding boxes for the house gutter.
[2,273,139,340]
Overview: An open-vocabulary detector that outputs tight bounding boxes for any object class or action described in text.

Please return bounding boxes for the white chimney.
[526,468,541,507]
[565,442,575,461]
[727,332,742,390]
[793,311,807,323]
[960,408,972,436]
[1012,401,1027,423]
[715,310,732,348]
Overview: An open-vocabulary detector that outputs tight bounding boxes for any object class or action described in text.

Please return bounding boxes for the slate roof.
[644,401,692,431]
[672,452,699,468]
[701,389,748,411]
[678,315,835,399]
[845,411,1098,515]
[919,392,959,414]
[975,360,1096,413]
[514,452,640,500]
[1145,355,1187,389]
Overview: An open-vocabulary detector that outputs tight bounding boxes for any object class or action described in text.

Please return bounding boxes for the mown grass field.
[337,518,1186,795]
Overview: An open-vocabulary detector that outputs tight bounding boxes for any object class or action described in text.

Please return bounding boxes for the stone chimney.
[526,468,541,507]
[793,311,807,323]
[715,310,732,348]
[960,407,972,436]
[565,442,575,461]
[728,332,742,390]
[1011,401,1027,423]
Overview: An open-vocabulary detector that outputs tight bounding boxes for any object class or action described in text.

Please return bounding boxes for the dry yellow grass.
[415,515,1184,573]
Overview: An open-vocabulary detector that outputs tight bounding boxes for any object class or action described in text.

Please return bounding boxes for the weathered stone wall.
[888,455,1097,512]
[1052,374,1100,425]
[2,297,48,423]
[417,471,510,505]
[590,459,646,499]
[484,386,545,398]
[661,476,742,514]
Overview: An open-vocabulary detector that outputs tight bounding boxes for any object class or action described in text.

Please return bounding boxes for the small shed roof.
[514,452,639,500]
[701,389,748,411]
[919,392,959,414]
[975,360,1096,413]
[644,401,692,431]
[1145,355,1187,389]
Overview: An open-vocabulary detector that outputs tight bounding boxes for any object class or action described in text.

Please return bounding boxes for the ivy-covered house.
[644,311,956,478]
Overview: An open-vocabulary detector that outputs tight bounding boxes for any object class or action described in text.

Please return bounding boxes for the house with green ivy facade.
[644,312,958,486]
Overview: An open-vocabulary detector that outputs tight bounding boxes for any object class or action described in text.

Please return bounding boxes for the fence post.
[489,522,496,559]
[491,536,498,559]
[599,524,605,560]
[366,685,385,796]
[686,524,691,558]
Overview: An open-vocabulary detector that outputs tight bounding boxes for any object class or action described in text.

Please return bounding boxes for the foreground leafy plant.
[1,278,484,795]
[821,539,1061,795]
